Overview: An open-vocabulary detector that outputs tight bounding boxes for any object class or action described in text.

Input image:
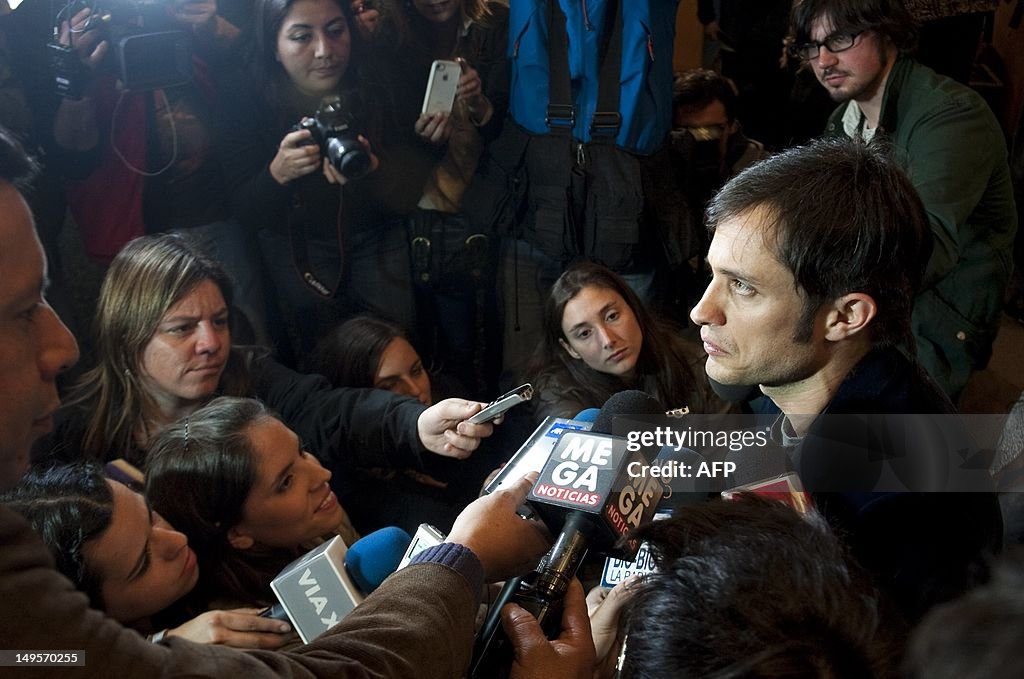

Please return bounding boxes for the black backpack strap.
[546,0,623,140]
[591,0,623,139]
[546,0,574,133]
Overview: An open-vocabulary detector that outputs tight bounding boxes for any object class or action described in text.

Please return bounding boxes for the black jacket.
[759,346,1002,625]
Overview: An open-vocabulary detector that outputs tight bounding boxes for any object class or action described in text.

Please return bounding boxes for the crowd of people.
[1,0,1022,676]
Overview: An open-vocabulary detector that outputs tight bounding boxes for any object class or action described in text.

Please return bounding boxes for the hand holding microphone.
[166,608,292,649]
[447,472,551,582]
[259,526,412,642]
[500,578,595,679]
[471,391,666,677]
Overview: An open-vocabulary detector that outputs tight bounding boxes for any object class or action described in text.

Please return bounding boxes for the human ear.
[823,293,877,341]
[227,525,255,551]
[559,338,582,360]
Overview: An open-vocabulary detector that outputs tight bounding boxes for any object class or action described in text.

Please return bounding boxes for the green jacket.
[827,57,1017,399]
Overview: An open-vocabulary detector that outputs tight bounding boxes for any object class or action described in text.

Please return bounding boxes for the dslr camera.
[49,0,192,96]
[294,95,372,181]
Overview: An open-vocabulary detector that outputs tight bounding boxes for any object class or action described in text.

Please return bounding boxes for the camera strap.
[289,189,345,299]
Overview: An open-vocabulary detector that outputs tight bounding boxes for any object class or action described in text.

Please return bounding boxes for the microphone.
[470,391,666,677]
[346,526,411,593]
[590,390,663,435]
[483,412,596,495]
[528,390,666,558]
[573,407,600,423]
[259,527,411,642]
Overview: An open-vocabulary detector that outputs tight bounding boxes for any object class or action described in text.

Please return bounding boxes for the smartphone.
[467,383,534,425]
[421,59,460,116]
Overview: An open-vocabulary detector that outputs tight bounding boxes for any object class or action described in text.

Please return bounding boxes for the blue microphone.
[346,526,412,592]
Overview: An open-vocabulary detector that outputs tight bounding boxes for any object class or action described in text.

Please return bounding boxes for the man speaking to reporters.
[0,125,591,677]
[690,137,1001,626]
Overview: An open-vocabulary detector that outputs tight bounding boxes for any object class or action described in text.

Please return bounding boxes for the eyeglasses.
[683,124,727,142]
[791,31,863,60]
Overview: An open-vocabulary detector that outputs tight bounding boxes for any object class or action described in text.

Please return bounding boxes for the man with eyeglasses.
[668,68,769,309]
[671,68,769,201]
[790,0,1016,403]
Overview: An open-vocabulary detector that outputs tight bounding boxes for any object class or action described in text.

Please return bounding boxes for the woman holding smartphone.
[375,0,509,211]
[357,1,510,391]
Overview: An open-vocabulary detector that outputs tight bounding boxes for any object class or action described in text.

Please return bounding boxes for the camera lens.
[326,137,371,180]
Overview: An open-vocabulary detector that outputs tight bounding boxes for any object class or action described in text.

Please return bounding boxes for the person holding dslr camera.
[218,0,421,362]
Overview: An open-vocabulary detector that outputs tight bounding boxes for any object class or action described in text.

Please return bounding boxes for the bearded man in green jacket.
[790,0,1017,401]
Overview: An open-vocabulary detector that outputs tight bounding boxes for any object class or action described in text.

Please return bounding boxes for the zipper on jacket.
[640,21,654,62]
[512,12,535,60]
[575,142,587,170]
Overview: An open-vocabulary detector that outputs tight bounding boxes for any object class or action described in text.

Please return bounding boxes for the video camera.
[49,0,192,96]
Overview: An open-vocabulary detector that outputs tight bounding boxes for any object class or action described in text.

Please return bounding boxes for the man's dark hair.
[0,125,39,190]
[673,69,739,123]
[620,495,892,678]
[706,136,931,346]
[791,0,918,56]
[905,549,1024,679]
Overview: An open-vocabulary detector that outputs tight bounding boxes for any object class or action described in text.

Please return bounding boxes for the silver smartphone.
[421,59,460,116]
[467,383,534,424]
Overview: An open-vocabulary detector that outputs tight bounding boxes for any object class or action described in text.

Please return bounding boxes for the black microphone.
[470,391,666,678]
[527,390,666,557]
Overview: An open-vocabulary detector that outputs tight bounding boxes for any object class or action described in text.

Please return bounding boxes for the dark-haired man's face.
[673,99,734,174]
[0,182,78,489]
[690,208,828,389]
[808,15,894,104]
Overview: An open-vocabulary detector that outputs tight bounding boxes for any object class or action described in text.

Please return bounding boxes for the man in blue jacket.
[790,0,1017,401]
